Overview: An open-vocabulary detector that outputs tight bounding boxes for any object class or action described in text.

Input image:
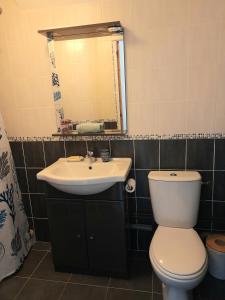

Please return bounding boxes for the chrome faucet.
[86,151,96,164]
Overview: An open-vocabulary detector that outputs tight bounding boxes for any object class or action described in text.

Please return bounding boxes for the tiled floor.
[0,242,225,300]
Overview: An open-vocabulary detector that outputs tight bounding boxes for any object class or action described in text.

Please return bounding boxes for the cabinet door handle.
[89,236,94,240]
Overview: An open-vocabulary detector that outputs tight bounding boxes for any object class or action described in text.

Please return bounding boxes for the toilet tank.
[148,171,201,229]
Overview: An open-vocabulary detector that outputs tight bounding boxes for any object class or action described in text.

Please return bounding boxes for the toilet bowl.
[148,171,208,300]
[149,226,208,300]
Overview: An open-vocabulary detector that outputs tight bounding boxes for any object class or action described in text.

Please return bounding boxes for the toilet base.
[162,283,193,300]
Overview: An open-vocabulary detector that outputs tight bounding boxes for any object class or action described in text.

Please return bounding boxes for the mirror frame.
[38,21,127,136]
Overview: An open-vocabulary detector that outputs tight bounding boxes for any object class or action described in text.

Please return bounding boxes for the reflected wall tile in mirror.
[65,141,87,157]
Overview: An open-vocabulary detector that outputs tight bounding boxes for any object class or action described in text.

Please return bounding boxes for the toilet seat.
[150,226,207,280]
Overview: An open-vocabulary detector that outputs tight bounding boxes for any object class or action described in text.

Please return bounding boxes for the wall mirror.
[39,21,127,135]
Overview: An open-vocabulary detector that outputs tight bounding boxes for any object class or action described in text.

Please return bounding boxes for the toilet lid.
[150,226,207,276]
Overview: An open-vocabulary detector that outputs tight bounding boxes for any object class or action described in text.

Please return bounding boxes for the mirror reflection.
[39,22,127,135]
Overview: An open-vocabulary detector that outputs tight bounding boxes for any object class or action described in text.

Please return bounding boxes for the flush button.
[170,173,177,176]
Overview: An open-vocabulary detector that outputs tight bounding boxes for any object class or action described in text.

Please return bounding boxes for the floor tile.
[0,276,27,300]
[60,283,107,300]
[32,253,70,282]
[16,250,47,277]
[33,241,51,251]
[107,288,152,300]
[110,259,153,292]
[196,273,225,300]
[70,273,109,286]
[152,272,162,294]
[16,278,64,300]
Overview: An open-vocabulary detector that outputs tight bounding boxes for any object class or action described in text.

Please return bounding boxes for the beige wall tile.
[0,0,225,136]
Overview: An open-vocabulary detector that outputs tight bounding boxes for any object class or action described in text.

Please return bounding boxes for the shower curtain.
[0,113,33,282]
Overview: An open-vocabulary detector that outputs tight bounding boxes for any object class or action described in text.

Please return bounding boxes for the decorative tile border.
[8,133,225,142]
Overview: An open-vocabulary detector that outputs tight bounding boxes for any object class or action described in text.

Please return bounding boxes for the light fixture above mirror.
[38,21,127,136]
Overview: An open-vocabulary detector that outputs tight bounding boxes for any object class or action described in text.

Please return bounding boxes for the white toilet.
[148,171,208,300]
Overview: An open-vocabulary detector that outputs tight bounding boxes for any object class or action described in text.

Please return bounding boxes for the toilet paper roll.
[207,234,225,253]
[125,178,136,193]
[206,234,225,280]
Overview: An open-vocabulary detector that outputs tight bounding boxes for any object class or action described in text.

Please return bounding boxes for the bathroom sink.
[36,158,132,195]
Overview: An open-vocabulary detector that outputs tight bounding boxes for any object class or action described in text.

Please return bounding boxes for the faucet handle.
[87,151,94,157]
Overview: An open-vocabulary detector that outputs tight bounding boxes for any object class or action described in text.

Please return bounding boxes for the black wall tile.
[65,141,87,157]
[160,140,186,169]
[127,198,136,215]
[213,171,225,201]
[137,215,153,226]
[199,171,213,200]
[136,170,150,197]
[137,198,152,215]
[21,194,32,217]
[187,139,214,170]
[23,142,45,167]
[16,168,28,193]
[138,230,152,251]
[195,219,211,231]
[127,229,138,251]
[34,219,50,242]
[212,220,225,231]
[31,194,47,218]
[215,139,225,170]
[44,141,65,166]
[87,140,110,157]
[198,201,212,219]
[28,217,34,230]
[135,140,159,169]
[27,168,45,193]
[110,140,134,166]
[213,202,225,220]
[13,138,225,245]
[10,142,24,167]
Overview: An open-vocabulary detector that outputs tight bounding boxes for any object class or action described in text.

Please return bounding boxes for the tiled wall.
[1,0,225,136]
[10,138,225,252]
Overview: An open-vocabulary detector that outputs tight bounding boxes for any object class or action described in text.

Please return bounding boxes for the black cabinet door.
[47,199,88,271]
[86,201,127,275]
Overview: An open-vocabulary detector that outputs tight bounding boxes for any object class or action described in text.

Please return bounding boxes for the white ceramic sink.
[36,158,132,195]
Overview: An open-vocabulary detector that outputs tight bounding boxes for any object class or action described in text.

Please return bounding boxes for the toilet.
[148,171,208,300]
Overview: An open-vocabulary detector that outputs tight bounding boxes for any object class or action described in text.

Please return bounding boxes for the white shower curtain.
[0,113,33,282]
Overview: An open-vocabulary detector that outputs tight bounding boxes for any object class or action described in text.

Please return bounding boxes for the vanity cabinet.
[46,183,127,277]
[86,201,127,274]
[47,200,88,271]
